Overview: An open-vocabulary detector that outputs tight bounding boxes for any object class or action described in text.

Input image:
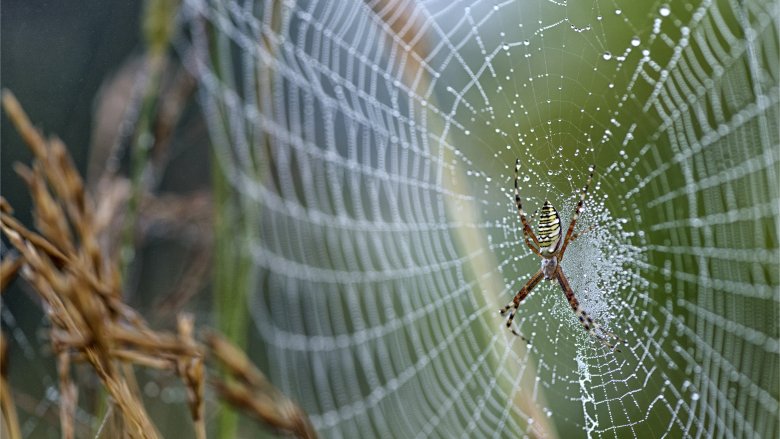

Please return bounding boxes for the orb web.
[181,0,779,436]
[5,0,775,437]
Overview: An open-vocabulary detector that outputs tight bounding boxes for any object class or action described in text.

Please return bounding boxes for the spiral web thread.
[180,0,779,437]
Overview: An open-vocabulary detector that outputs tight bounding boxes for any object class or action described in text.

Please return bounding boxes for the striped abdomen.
[537,200,561,254]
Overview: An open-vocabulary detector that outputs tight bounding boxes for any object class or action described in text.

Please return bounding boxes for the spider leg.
[500,270,545,340]
[555,266,623,352]
[559,164,595,259]
[522,235,540,258]
[514,159,542,256]
[570,224,596,242]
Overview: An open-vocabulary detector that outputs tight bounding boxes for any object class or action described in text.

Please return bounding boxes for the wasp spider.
[499,160,622,351]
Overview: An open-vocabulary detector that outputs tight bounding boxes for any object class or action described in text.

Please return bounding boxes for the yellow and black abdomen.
[537,200,562,254]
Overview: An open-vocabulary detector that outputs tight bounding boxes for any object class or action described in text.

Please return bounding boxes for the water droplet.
[615,9,622,15]
[631,37,641,46]
[602,52,612,60]
[660,5,671,16]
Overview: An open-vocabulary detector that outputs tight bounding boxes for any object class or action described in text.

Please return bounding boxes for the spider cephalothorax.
[499,160,622,351]
[540,255,558,280]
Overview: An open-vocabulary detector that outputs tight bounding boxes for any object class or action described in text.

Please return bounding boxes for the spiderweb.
[0,0,751,438]
[181,0,779,436]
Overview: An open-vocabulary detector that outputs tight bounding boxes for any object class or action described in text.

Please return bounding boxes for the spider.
[499,160,622,351]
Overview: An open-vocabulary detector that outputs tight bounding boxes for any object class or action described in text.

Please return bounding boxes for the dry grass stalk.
[0,250,23,292]
[177,314,205,439]
[57,350,77,439]
[1,90,203,439]
[205,332,318,439]
[0,333,22,439]
[2,89,317,438]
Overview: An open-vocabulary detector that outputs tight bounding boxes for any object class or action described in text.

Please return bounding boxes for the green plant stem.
[212,150,253,439]
[119,0,179,280]
[119,54,164,280]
